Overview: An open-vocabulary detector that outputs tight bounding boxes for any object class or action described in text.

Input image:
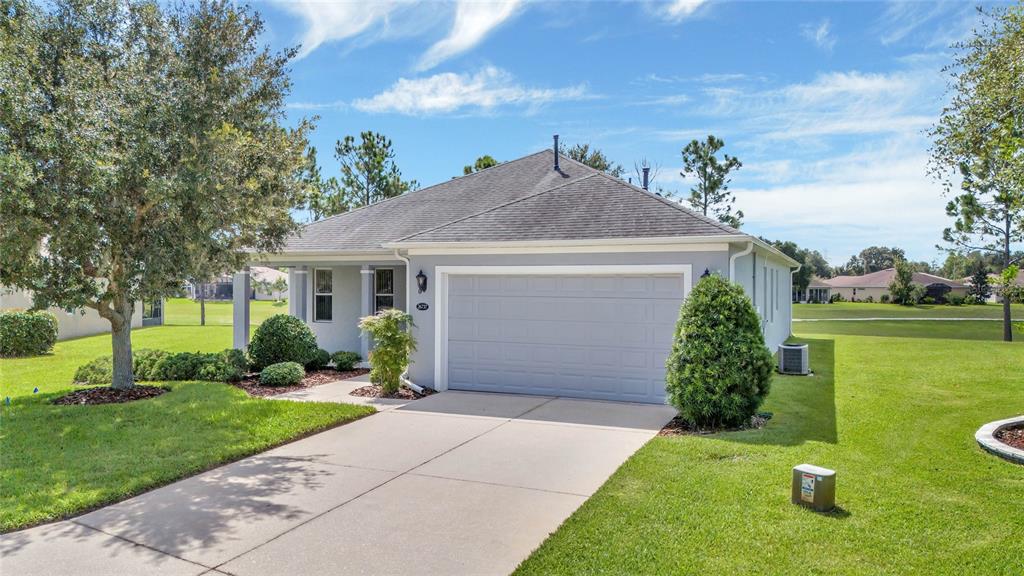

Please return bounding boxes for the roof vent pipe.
[553,134,559,170]
[642,167,650,191]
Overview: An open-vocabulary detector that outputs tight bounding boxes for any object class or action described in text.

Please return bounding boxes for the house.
[0,289,163,340]
[826,269,966,302]
[793,276,831,303]
[236,145,798,404]
[963,269,1024,303]
[184,266,288,301]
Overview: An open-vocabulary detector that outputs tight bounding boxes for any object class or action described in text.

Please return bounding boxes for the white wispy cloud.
[278,1,405,60]
[657,0,708,23]
[352,66,589,115]
[801,18,836,52]
[417,0,523,71]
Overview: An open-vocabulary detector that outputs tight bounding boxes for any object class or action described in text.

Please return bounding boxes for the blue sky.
[253,0,991,266]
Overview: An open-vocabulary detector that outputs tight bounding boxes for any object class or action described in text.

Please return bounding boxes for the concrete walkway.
[2,390,675,576]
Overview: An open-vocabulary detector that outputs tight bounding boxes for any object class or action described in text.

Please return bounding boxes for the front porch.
[232,261,407,357]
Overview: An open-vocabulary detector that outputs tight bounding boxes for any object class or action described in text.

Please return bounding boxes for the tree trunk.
[200,290,206,326]
[110,301,135,390]
[1003,221,1013,343]
[1003,294,1013,342]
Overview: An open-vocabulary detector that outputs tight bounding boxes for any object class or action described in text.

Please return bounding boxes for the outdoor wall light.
[416,270,428,293]
[701,268,711,278]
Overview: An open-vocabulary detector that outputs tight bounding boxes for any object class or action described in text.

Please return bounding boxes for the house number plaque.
[416,303,429,311]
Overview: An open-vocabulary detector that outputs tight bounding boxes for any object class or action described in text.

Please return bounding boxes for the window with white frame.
[375,268,394,312]
[314,268,332,322]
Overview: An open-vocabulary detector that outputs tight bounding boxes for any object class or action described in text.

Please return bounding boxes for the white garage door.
[445,273,686,404]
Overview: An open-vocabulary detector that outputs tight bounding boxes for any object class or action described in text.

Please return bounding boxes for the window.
[375,268,394,312]
[143,299,161,320]
[314,268,332,322]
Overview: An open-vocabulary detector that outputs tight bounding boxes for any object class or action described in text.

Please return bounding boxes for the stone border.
[975,415,1024,465]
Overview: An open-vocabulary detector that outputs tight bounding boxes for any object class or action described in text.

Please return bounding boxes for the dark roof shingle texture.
[283,150,738,252]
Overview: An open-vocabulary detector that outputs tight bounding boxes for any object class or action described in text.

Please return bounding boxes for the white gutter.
[392,248,424,394]
[729,241,754,282]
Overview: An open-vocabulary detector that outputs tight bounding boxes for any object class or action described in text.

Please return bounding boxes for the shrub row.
[0,310,58,357]
[73,349,247,385]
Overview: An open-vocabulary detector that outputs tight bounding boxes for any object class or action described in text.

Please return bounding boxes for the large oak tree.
[0,0,311,387]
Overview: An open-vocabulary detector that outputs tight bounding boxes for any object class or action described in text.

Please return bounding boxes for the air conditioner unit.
[778,344,810,375]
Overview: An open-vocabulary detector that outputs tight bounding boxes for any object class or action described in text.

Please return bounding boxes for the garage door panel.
[447,273,685,404]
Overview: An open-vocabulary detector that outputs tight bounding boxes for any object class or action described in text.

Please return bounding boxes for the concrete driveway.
[1,391,675,576]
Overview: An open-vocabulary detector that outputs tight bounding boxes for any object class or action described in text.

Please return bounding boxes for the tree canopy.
[304,131,418,217]
[929,5,1023,340]
[680,135,744,228]
[566,143,624,177]
[463,155,498,175]
[0,0,310,387]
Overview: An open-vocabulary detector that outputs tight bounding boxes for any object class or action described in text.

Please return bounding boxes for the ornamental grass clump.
[358,309,416,395]
[665,274,773,429]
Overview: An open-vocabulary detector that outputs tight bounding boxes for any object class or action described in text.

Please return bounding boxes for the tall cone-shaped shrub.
[665,275,773,428]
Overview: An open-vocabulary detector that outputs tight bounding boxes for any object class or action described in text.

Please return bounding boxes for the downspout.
[729,241,754,283]
[393,248,425,394]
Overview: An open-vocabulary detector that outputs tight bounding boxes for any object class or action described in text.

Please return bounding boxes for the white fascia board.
[385,236,738,255]
[250,251,399,264]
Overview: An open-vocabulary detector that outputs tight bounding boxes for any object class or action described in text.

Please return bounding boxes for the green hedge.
[73,348,246,384]
[331,350,361,371]
[259,361,305,387]
[306,348,331,371]
[0,311,58,357]
[665,275,773,428]
[248,314,319,369]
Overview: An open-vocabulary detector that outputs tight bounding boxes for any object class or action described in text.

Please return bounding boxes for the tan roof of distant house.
[825,268,964,289]
[250,266,287,283]
[961,270,1024,286]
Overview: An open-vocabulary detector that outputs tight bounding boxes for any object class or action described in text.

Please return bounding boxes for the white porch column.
[233,268,251,350]
[289,266,308,321]
[360,265,374,359]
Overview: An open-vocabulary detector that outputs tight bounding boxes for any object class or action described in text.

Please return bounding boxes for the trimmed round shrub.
[331,350,362,371]
[665,275,773,429]
[306,348,331,371]
[248,314,319,370]
[259,361,305,387]
[0,310,58,357]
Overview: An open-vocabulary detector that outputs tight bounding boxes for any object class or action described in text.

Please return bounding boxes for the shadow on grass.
[723,337,838,447]
[794,320,1021,343]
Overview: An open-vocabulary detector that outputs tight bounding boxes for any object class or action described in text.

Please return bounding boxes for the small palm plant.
[358,309,417,395]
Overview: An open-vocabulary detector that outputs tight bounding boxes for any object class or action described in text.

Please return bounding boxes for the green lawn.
[516,329,1024,575]
[163,297,287,326]
[793,319,1020,341]
[0,325,373,533]
[795,301,1023,319]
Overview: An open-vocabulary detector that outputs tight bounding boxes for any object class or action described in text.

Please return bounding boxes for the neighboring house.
[0,289,163,340]
[235,146,798,405]
[793,276,831,304]
[826,269,966,302]
[962,269,1024,303]
[184,266,287,301]
[250,266,288,301]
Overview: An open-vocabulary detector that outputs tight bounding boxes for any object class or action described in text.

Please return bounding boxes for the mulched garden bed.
[349,384,434,400]
[659,413,771,437]
[53,385,168,405]
[996,425,1024,450]
[232,368,369,398]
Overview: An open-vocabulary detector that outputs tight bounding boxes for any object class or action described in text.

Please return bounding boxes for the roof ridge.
[393,173,604,243]
[296,150,554,231]
[588,171,741,235]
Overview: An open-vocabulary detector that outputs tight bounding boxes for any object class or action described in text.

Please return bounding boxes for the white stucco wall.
[1,289,146,341]
[729,247,793,352]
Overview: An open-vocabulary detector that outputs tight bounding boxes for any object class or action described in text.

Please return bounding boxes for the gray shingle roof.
[282,149,738,252]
